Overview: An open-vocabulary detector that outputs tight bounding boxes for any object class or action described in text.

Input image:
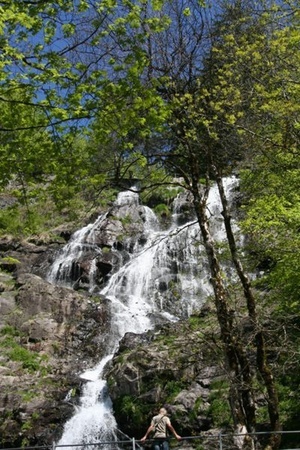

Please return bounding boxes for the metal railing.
[1,431,300,450]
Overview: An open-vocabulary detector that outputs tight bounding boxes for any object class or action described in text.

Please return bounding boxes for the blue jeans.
[153,439,169,450]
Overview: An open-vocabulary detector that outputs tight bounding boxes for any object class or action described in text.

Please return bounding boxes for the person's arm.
[140,424,154,442]
[167,422,181,440]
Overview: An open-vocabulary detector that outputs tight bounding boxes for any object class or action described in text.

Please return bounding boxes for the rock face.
[0,260,111,446]
[105,307,227,440]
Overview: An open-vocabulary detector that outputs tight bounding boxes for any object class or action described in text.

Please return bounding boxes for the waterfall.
[57,355,117,449]
[47,214,106,288]
[50,177,239,448]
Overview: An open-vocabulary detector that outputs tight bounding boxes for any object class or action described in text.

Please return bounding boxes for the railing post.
[52,441,56,450]
[132,437,136,450]
[219,432,223,450]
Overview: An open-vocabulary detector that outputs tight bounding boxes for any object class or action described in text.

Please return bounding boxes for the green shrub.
[164,380,186,401]
[0,325,20,337]
[154,203,171,218]
[1,335,17,347]
[1,256,20,265]
[0,206,24,235]
[21,390,38,402]
[208,380,232,426]
[8,345,40,372]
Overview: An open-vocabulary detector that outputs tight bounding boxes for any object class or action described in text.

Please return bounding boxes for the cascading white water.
[51,177,239,448]
[58,355,117,449]
[47,214,107,288]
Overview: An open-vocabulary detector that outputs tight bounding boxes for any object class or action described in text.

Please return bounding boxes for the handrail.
[1,430,300,450]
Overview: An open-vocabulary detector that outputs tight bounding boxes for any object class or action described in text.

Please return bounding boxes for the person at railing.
[140,407,181,450]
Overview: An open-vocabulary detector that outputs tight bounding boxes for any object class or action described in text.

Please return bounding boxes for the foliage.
[164,380,186,401]
[153,203,171,219]
[7,345,41,372]
[241,165,300,313]
[207,3,300,318]
[114,395,148,430]
[208,380,232,427]
[1,330,47,372]
[0,325,21,337]
[0,256,20,265]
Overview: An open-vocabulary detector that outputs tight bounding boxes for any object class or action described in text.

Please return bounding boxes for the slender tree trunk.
[214,170,281,450]
[188,167,255,439]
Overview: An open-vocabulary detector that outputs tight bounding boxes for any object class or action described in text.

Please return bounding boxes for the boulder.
[106,314,224,438]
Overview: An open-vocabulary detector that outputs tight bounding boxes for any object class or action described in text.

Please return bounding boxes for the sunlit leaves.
[0,4,41,31]
[238,13,300,306]
[0,88,55,195]
[152,0,164,11]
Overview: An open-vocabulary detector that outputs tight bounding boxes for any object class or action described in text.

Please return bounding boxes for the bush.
[7,344,40,372]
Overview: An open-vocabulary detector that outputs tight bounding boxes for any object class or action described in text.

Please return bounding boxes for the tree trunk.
[189,170,255,439]
[215,170,281,450]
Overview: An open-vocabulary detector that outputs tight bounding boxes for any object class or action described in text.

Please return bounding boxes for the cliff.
[0,183,266,448]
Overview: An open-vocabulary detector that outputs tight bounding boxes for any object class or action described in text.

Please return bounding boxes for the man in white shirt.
[140,407,181,450]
